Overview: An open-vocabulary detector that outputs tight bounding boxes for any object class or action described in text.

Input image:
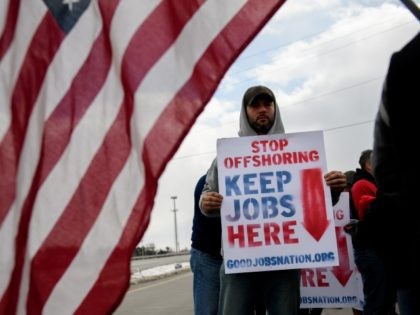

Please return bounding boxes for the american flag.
[0,0,286,314]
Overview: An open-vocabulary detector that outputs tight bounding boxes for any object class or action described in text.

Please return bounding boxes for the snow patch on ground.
[130,262,190,284]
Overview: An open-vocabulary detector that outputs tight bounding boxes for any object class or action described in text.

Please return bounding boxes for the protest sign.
[217,131,339,274]
[300,192,364,309]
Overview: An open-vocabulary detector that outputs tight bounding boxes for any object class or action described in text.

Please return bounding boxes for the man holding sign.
[200,85,347,314]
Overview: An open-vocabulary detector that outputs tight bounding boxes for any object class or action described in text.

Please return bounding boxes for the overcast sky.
[141,0,419,251]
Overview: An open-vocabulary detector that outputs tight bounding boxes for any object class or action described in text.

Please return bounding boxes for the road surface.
[115,269,356,315]
[114,271,193,315]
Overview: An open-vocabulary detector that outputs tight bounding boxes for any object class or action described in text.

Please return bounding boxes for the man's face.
[246,94,275,135]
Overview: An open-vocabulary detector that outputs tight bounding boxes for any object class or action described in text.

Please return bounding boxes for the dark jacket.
[191,175,222,258]
[361,32,420,288]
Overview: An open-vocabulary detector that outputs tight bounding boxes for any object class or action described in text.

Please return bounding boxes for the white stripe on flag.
[111,0,161,59]
[36,0,246,311]
[21,0,102,257]
[44,152,143,314]
[0,0,47,299]
[0,200,16,298]
[133,0,246,143]
[26,0,158,259]
[14,2,159,312]
[0,0,46,141]
[0,0,100,302]
[48,0,247,309]
[14,4,104,314]
[1,0,287,313]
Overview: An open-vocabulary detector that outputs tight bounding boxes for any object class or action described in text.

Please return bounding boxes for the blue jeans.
[354,249,395,315]
[190,248,223,315]
[397,288,419,315]
[218,263,300,315]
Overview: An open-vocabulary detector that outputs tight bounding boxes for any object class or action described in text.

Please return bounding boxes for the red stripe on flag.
[0,13,67,315]
[0,13,65,229]
[1,1,288,313]
[76,1,287,313]
[0,0,20,61]
[23,3,119,314]
[0,17,67,315]
[25,1,204,313]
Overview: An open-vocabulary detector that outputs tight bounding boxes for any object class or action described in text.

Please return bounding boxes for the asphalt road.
[114,271,193,315]
[115,254,358,315]
[114,269,356,315]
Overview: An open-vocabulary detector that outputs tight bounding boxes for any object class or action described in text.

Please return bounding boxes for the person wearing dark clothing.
[349,150,396,315]
[368,32,420,314]
[190,174,223,315]
[351,150,376,221]
[191,174,266,315]
[191,175,223,258]
[345,32,420,315]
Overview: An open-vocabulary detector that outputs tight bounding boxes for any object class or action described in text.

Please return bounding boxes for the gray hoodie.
[200,85,285,217]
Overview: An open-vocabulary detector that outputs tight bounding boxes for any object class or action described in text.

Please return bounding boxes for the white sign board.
[300,192,364,310]
[217,131,339,274]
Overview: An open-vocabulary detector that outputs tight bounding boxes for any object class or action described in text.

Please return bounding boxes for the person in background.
[344,170,355,191]
[347,150,396,315]
[190,174,223,315]
[344,170,356,219]
[200,85,347,315]
[191,174,266,315]
[351,150,376,221]
[343,170,362,315]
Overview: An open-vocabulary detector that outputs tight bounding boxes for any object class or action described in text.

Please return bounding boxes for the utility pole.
[170,196,179,253]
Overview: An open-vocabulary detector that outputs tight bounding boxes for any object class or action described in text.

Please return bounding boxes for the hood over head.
[238,85,285,136]
[201,86,286,207]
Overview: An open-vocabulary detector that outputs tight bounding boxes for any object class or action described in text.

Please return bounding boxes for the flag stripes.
[0,0,20,60]
[1,1,104,312]
[28,2,206,311]
[0,7,103,307]
[0,0,286,314]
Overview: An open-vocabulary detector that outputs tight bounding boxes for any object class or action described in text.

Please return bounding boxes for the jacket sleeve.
[199,158,221,217]
[351,179,377,220]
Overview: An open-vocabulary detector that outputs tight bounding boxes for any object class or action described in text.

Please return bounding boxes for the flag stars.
[63,0,80,12]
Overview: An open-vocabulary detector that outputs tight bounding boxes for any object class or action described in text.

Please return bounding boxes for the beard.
[249,116,274,135]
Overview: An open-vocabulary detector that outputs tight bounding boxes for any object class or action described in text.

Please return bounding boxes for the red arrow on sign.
[331,226,353,286]
[301,168,330,241]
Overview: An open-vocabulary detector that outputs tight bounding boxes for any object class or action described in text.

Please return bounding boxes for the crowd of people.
[189,31,419,315]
